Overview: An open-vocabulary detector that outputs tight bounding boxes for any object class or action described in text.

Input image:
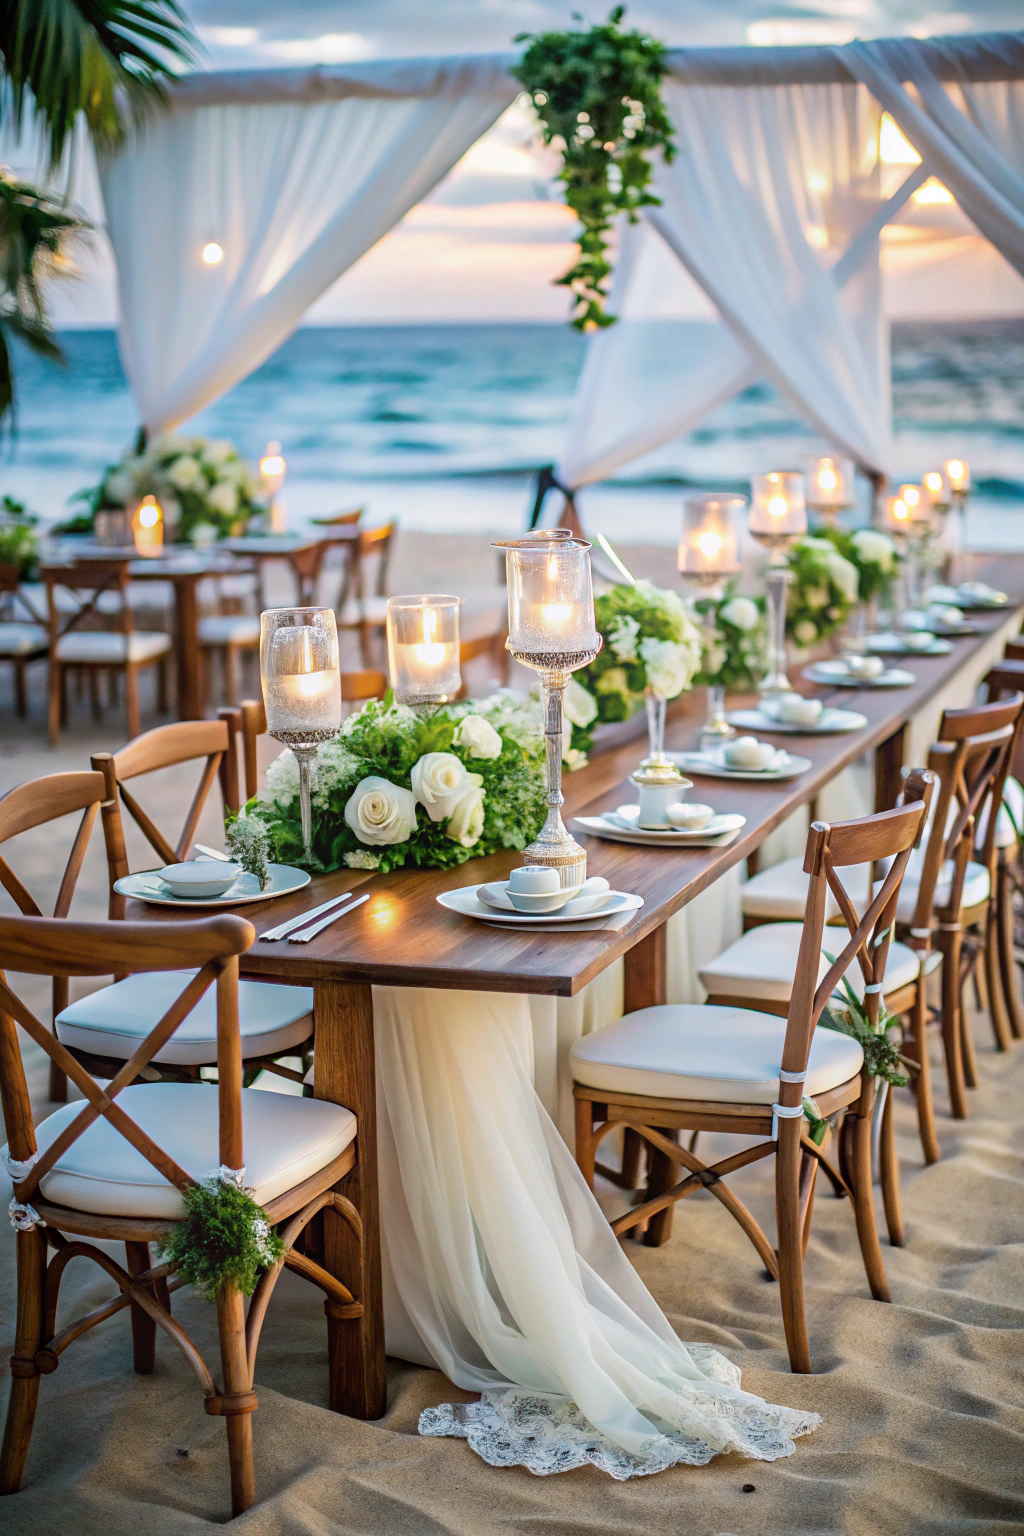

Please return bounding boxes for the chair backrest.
[1003,639,1024,663]
[92,721,241,901]
[783,768,933,1094]
[983,660,1024,788]
[0,914,254,1213]
[311,509,362,529]
[457,630,509,697]
[225,678,383,801]
[349,522,396,609]
[42,559,133,645]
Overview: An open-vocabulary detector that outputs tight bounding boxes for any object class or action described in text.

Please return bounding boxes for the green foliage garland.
[160,1176,284,1302]
[692,590,767,693]
[785,537,859,650]
[512,7,674,330]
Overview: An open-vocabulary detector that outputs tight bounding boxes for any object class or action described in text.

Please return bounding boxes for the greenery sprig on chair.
[512,7,674,330]
[159,1174,285,1302]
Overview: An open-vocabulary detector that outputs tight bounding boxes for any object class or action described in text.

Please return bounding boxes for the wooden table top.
[130,556,1024,999]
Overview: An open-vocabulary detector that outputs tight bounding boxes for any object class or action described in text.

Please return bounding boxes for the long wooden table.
[128,558,1024,1423]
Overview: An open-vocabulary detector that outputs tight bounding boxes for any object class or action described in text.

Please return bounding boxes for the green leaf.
[159,1176,285,1302]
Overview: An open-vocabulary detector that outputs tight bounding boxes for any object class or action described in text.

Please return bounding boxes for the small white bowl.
[505,885,581,913]
[159,860,241,899]
[723,736,776,770]
[844,654,885,681]
[508,865,561,896]
[773,694,823,726]
[665,802,715,830]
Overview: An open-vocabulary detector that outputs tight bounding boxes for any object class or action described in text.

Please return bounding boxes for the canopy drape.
[98,56,515,433]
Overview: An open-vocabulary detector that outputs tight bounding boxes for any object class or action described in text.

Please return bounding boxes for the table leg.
[875,722,909,813]
[174,577,203,721]
[313,979,386,1419]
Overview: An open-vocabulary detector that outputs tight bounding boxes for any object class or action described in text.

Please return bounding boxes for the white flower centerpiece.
[247,691,548,872]
[80,433,264,544]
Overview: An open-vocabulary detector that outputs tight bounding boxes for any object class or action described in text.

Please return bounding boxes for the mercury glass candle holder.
[804,453,855,527]
[260,607,342,862]
[493,531,601,889]
[386,595,461,707]
[678,492,746,746]
[749,471,807,697]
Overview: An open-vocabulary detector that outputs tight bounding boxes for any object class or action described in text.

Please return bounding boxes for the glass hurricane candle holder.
[749,472,807,697]
[131,495,163,558]
[493,531,601,889]
[944,458,971,583]
[260,607,342,862]
[804,454,855,527]
[678,492,746,746]
[386,595,461,707]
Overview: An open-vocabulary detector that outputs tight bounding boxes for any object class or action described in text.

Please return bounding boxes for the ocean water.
[5,321,1023,546]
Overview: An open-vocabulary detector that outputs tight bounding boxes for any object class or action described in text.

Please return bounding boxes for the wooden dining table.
[126,554,1024,1424]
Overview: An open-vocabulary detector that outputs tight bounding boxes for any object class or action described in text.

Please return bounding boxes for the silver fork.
[289,893,369,943]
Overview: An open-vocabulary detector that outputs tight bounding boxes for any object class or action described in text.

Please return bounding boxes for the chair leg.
[997,861,1024,1040]
[47,661,61,744]
[125,1242,157,1374]
[983,905,1013,1052]
[642,1136,677,1248]
[940,930,968,1119]
[849,1087,890,1301]
[216,1288,256,1518]
[124,664,140,740]
[775,1124,811,1373]
[88,668,101,722]
[225,644,240,708]
[879,1086,904,1248]
[0,1225,47,1495]
[574,1097,597,1188]
[156,656,168,715]
[621,1129,645,1190]
[12,658,26,718]
[906,979,940,1165]
[959,949,980,1092]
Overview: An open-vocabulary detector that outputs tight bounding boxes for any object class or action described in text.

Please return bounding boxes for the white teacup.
[772,694,823,727]
[635,781,686,829]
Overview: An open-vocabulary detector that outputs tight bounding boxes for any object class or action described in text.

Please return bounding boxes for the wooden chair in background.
[571,777,930,1374]
[978,658,1024,1044]
[0,912,362,1517]
[338,522,396,664]
[311,508,362,616]
[228,672,388,802]
[0,563,47,717]
[42,560,171,743]
[457,630,509,698]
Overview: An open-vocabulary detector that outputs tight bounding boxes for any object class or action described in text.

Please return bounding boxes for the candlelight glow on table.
[749,472,807,697]
[132,495,163,558]
[944,458,971,582]
[260,607,342,861]
[494,531,601,889]
[386,595,461,706]
[678,492,746,746]
[804,454,854,525]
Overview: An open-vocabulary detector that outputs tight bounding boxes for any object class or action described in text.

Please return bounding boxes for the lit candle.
[260,441,287,533]
[944,458,970,493]
[749,472,808,544]
[262,615,342,738]
[678,493,744,584]
[386,595,461,705]
[132,494,164,558]
[804,454,854,515]
[502,533,600,661]
[922,469,950,509]
[880,494,912,534]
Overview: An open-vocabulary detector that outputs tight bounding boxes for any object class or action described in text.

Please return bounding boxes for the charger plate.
[668,750,812,782]
[574,809,745,848]
[725,707,867,735]
[866,632,952,657]
[437,886,642,928]
[802,661,915,689]
[114,864,310,908]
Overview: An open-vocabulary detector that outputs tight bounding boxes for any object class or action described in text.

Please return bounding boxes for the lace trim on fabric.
[419,1346,821,1480]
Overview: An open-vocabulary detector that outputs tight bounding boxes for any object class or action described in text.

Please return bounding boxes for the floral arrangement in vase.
[821,527,899,607]
[566,581,703,756]
[76,433,264,544]
[247,691,548,873]
[0,497,39,579]
[785,536,859,649]
[691,591,766,692]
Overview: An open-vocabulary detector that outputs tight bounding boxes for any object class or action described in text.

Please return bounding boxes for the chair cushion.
[0,622,47,656]
[976,776,1023,852]
[340,595,388,627]
[698,922,922,1005]
[55,630,171,663]
[741,856,872,921]
[198,614,261,646]
[570,1004,864,1104]
[56,972,314,1065]
[21,1082,355,1219]
[892,859,989,920]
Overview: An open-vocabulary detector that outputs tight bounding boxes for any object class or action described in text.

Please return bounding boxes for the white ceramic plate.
[726,707,868,735]
[926,583,1008,610]
[802,661,915,689]
[866,632,952,657]
[437,886,643,927]
[612,805,745,837]
[477,878,609,915]
[574,809,745,847]
[901,609,978,637]
[667,750,812,782]
[114,863,311,908]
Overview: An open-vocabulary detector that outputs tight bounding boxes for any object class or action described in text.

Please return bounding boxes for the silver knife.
[260,890,362,941]
[289,893,369,943]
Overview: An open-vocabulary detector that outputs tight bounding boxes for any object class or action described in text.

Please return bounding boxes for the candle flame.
[138,495,161,529]
[261,454,285,478]
[901,485,921,507]
[697,531,722,558]
[292,670,332,700]
[767,495,789,518]
[817,463,838,492]
[924,471,943,492]
[892,498,909,523]
[541,602,573,628]
[413,643,447,668]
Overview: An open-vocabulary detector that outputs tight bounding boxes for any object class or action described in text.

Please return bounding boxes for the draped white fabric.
[557,80,890,491]
[374,984,819,1475]
[98,57,515,433]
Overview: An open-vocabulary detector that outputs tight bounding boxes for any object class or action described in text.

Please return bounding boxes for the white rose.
[411,752,468,822]
[563,746,588,772]
[445,774,485,847]
[207,480,239,516]
[563,678,598,728]
[851,529,894,571]
[719,596,759,632]
[453,714,503,759]
[794,620,818,646]
[607,613,641,661]
[804,586,829,610]
[826,551,859,603]
[344,776,417,846]
[167,455,204,491]
[638,637,693,700]
[202,439,235,466]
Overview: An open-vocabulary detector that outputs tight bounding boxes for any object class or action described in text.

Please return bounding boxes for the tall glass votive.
[493,531,601,889]
[679,492,746,747]
[386,595,461,706]
[260,607,342,862]
[804,454,855,526]
[944,458,971,582]
[749,472,807,696]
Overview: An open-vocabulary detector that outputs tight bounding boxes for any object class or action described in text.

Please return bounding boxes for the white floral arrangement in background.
[80,433,264,543]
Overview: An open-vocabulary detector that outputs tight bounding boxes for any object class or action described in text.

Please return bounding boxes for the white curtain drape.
[843,37,1024,277]
[557,80,889,490]
[98,57,515,433]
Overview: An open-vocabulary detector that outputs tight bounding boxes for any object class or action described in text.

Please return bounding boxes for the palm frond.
[0,0,199,167]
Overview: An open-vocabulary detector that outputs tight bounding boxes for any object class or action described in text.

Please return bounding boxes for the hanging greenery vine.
[159,1175,284,1301]
[512,7,674,330]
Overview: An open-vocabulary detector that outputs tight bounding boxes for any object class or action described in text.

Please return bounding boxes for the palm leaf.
[0,0,199,167]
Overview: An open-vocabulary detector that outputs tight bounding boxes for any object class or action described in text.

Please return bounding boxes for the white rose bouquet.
[785,536,860,649]
[77,432,264,544]
[248,691,547,873]
[691,589,767,692]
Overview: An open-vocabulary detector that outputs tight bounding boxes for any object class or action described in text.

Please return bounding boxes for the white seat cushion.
[0,622,47,656]
[56,972,314,1065]
[198,614,261,646]
[741,856,873,921]
[19,1082,355,1219]
[55,630,171,663]
[340,595,388,627]
[699,922,922,1005]
[571,1004,864,1104]
[891,858,989,920]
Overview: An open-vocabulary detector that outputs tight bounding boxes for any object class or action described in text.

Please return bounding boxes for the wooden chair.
[0,911,362,1517]
[337,522,396,664]
[42,559,171,743]
[0,562,47,717]
[52,722,313,1088]
[311,508,362,616]
[977,659,1024,1045]
[457,630,509,698]
[571,774,931,1373]
[228,673,387,802]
